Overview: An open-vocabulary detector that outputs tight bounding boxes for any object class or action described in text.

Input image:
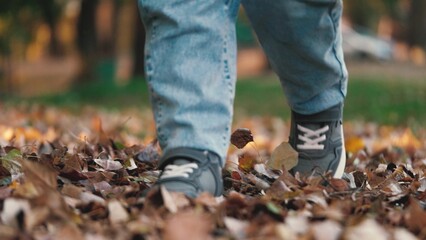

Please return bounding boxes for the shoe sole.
[332,125,346,179]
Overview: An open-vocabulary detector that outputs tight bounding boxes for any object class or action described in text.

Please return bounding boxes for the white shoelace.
[160,163,199,179]
[297,124,330,150]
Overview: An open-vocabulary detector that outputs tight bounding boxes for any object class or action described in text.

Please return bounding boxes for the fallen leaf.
[61,183,83,199]
[246,173,270,190]
[254,163,280,179]
[238,154,255,172]
[108,200,129,224]
[80,191,105,204]
[275,223,297,240]
[417,178,426,192]
[25,207,50,231]
[224,217,249,240]
[0,164,11,186]
[52,223,85,240]
[195,192,221,208]
[124,158,138,170]
[311,220,342,240]
[135,140,160,163]
[404,197,426,234]
[328,178,349,192]
[266,180,295,200]
[161,186,178,213]
[393,228,418,240]
[345,136,365,153]
[268,142,298,171]
[94,158,123,171]
[231,170,243,180]
[92,181,113,193]
[21,159,57,189]
[0,198,31,228]
[344,218,389,240]
[1,149,22,180]
[285,214,309,235]
[231,128,254,149]
[163,210,213,240]
[0,186,12,199]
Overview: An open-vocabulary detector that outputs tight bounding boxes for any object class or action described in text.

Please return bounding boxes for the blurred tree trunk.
[408,0,426,49]
[76,0,99,82]
[0,57,13,97]
[96,0,117,58]
[133,5,145,78]
[37,0,63,57]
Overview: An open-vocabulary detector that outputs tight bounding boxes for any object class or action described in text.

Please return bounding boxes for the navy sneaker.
[289,103,346,178]
[153,148,223,198]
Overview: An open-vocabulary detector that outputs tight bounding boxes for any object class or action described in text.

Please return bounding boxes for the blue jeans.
[138,0,348,165]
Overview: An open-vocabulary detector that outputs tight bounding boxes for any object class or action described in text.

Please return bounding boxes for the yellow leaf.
[345,136,365,153]
[238,154,255,172]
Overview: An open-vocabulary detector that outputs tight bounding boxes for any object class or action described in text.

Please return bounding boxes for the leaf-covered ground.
[0,104,425,240]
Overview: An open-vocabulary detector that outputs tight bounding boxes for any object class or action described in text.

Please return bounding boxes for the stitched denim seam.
[222,4,232,149]
[145,17,166,146]
[329,0,346,97]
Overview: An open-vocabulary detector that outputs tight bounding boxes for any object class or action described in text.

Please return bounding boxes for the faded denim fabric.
[137,0,347,164]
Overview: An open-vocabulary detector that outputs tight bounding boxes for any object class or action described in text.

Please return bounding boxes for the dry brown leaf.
[311,220,342,240]
[404,197,426,234]
[2,104,426,239]
[25,207,50,231]
[161,186,178,213]
[20,159,57,190]
[163,210,214,240]
[275,223,297,240]
[328,178,350,192]
[246,173,270,190]
[0,198,31,228]
[52,223,85,240]
[0,225,18,239]
[268,142,298,171]
[224,217,249,240]
[108,200,129,224]
[195,192,221,208]
[285,214,309,235]
[80,191,105,204]
[94,158,123,171]
[231,128,254,149]
[344,218,389,240]
[61,183,83,199]
[393,228,418,240]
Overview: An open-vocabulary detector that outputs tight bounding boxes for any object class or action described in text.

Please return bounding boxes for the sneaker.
[153,148,224,198]
[289,103,346,178]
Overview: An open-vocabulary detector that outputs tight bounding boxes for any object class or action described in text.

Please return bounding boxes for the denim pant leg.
[137,0,240,165]
[242,0,348,115]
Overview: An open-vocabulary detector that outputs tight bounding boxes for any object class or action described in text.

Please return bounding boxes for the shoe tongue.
[172,159,193,165]
[292,103,342,122]
[299,122,324,130]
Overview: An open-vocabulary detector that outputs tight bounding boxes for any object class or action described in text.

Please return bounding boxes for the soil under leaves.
[0,104,426,240]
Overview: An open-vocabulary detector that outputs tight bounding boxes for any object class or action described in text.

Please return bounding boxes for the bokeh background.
[0,0,426,125]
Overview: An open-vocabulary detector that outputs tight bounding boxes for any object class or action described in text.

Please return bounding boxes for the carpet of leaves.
[1,105,426,240]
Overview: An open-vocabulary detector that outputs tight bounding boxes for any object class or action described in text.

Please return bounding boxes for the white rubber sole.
[332,125,346,179]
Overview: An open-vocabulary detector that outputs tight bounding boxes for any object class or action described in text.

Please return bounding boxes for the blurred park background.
[0,0,426,125]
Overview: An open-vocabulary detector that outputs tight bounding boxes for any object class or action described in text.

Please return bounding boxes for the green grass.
[4,74,426,125]
[235,75,426,125]
[4,77,151,112]
[345,77,426,124]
